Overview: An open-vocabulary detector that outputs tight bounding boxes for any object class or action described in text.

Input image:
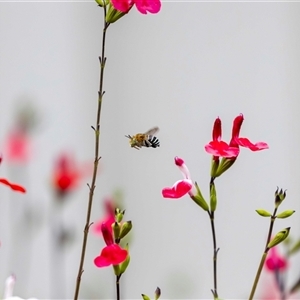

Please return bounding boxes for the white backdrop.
[0,2,300,299]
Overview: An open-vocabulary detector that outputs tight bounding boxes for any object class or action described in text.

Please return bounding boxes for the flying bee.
[125,127,160,150]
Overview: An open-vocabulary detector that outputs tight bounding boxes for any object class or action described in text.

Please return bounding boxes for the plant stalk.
[73,7,109,300]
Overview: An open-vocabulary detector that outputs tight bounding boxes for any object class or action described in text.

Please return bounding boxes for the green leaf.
[141,294,151,300]
[276,210,295,219]
[255,209,272,217]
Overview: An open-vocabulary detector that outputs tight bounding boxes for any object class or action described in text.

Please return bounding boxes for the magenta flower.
[94,244,128,267]
[205,117,240,159]
[92,198,116,236]
[162,157,195,199]
[265,246,287,272]
[94,222,128,268]
[111,0,161,14]
[205,114,268,158]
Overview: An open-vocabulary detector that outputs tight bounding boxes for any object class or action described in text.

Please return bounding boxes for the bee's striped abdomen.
[144,135,160,148]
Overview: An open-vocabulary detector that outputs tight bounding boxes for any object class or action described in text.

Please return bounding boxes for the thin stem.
[248,207,278,300]
[73,7,109,300]
[248,252,268,300]
[116,275,121,300]
[208,211,218,298]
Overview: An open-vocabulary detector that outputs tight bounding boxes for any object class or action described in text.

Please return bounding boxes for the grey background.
[0,1,300,299]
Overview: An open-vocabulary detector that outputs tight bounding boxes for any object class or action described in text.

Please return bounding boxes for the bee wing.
[125,135,132,139]
[144,127,159,136]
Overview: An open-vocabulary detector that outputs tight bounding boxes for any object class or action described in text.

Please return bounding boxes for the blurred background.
[0,1,300,299]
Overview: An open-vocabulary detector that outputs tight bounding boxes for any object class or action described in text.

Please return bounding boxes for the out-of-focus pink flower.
[205,114,268,158]
[3,275,38,300]
[92,198,116,236]
[111,0,161,14]
[265,246,288,272]
[162,157,195,199]
[52,153,86,197]
[4,129,30,163]
[94,244,128,267]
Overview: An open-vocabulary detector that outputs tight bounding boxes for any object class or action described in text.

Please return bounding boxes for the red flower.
[111,0,161,14]
[162,157,195,199]
[52,153,84,196]
[265,246,287,272]
[94,244,128,267]
[92,198,116,236]
[205,117,240,158]
[205,114,268,158]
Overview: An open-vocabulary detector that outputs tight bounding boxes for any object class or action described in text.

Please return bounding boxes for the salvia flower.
[265,246,288,272]
[205,114,269,178]
[161,157,195,199]
[92,198,116,236]
[110,0,161,14]
[94,222,128,268]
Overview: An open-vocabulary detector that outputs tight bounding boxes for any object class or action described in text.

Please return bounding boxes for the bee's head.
[125,135,136,147]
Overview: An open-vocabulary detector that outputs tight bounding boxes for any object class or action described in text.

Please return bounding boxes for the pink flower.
[205,114,268,158]
[265,246,287,272]
[111,0,161,14]
[205,117,240,158]
[162,157,195,199]
[94,244,128,267]
[92,198,115,236]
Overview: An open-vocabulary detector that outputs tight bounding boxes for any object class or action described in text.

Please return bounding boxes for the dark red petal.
[0,178,26,193]
[212,117,222,141]
[236,137,269,151]
[94,244,128,268]
[101,223,114,246]
[111,0,134,12]
[230,114,244,146]
[174,157,184,166]
[162,180,192,199]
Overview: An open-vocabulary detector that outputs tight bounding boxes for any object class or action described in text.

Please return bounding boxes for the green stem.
[248,207,278,300]
[208,211,218,298]
[73,7,109,300]
[248,252,268,300]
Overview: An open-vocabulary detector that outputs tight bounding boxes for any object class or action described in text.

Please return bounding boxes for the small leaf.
[256,209,272,217]
[141,294,151,300]
[276,210,295,219]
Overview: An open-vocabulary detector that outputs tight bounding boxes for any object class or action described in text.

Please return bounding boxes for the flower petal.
[0,178,26,193]
[162,179,193,199]
[94,244,128,267]
[265,247,287,272]
[135,0,161,14]
[205,141,239,158]
[236,137,269,151]
[212,117,222,141]
[111,0,134,13]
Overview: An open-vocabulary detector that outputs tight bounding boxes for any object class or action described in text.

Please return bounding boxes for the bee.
[125,127,160,150]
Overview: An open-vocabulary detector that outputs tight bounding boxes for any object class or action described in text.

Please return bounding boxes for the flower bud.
[94,0,106,6]
[141,295,151,300]
[155,287,161,300]
[113,222,121,241]
[119,221,132,239]
[106,3,129,24]
[115,208,125,222]
[276,210,295,219]
[210,182,217,212]
[190,182,209,211]
[255,209,272,217]
[267,227,290,249]
[113,264,121,276]
[274,187,286,208]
